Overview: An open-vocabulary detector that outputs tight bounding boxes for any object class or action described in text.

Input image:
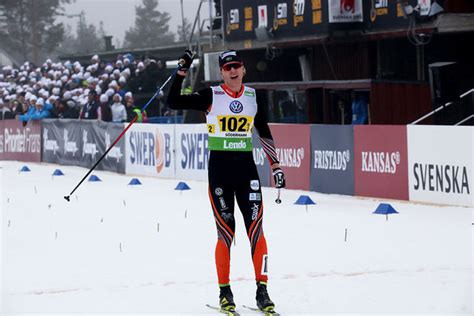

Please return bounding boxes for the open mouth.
[230,74,239,79]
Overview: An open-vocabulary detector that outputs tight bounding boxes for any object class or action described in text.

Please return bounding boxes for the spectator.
[98,93,112,122]
[53,100,75,119]
[79,90,100,119]
[351,91,369,124]
[0,98,14,119]
[111,93,126,123]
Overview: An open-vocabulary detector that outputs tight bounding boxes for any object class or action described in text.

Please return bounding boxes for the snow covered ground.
[1,161,472,315]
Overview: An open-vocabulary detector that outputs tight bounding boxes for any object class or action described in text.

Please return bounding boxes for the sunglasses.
[222,63,243,71]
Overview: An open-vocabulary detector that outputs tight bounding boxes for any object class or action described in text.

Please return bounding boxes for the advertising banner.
[354,125,408,200]
[223,0,329,42]
[125,124,175,178]
[310,125,354,195]
[0,120,41,162]
[269,124,310,190]
[175,124,209,181]
[252,132,271,187]
[42,119,126,173]
[328,0,363,23]
[408,125,473,207]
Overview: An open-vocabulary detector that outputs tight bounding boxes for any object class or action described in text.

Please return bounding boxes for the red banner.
[0,120,41,162]
[269,124,311,190]
[354,125,408,200]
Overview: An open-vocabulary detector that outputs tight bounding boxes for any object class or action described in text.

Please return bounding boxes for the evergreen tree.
[0,0,72,65]
[124,0,174,48]
[57,13,105,55]
[177,17,192,43]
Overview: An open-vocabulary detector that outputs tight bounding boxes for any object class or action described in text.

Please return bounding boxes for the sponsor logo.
[0,134,3,153]
[261,255,268,275]
[105,132,123,163]
[219,197,228,210]
[253,147,267,166]
[215,187,223,196]
[273,2,288,29]
[63,129,78,156]
[129,131,155,166]
[223,139,247,149]
[180,133,209,170]
[43,128,59,154]
[227,8,240,34]
[314,150,350,171]
[413,163,470,195]
[221,212,233,222]
[258,5,268,28]
[229,100,243,114]
[371,0,388,22]
[154,129,167,173]
[277,147,305,168]
[82,130,98,159]
[361,151,400,174]
[250,180,260,191]
[4,127,40,153]
[215,90,225,95]
[340,0,355,13]
[244,90,255,97]
[249,193,262,201]
[251,203,260,220]
[293,0,305,26]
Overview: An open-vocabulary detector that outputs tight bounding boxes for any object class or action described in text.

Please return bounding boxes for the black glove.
[178,49,194,71]
[272,167,286,189]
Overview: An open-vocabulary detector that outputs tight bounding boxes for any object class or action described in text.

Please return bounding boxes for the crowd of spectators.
[0,53,173,124]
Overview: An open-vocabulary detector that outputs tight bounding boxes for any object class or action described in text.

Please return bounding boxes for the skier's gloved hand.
[272,167,286,189]
[178,50,194,72]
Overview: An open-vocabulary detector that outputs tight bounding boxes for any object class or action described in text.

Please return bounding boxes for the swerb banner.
[175,124,209,181]
[354,125,408,200]
[408,125,473,207]
[0,120,41,162]
[269,124,310,190]
[42,119,126,173]
[125,124,175,178]
[310,125,354,195]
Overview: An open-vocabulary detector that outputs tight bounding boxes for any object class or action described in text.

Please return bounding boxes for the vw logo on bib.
[229,100,243,113]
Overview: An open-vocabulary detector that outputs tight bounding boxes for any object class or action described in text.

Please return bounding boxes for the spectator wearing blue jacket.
[351,91,369,124]
[18,97,51,122]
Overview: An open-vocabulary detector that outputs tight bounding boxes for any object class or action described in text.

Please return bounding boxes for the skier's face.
[220,62,245,87]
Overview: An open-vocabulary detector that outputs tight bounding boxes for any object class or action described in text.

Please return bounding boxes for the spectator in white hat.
[111,93,126,123]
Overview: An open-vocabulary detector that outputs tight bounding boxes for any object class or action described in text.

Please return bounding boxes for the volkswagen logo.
[229,100,243,113]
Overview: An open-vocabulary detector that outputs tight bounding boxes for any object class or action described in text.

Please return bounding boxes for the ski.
[242,305,280,316]
[206,304,241,316]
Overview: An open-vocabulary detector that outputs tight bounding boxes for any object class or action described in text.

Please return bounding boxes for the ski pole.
[275,188,281,204]
[64,66,181,202]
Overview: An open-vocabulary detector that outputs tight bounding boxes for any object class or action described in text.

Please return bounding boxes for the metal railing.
[410,88,474,125]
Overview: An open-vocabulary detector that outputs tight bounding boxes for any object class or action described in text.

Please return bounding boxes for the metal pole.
[180,0,186,42]
[209,0,213,49]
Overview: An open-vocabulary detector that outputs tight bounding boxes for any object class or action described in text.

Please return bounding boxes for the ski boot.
[256,282,276,314]
[219,285,236,312]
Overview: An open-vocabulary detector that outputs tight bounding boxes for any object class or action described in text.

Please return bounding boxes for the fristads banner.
[175,124,209,181]
[42,119,126,174]
[354,125,409,200]
[252,132,271,187]
[310,125,354,195]
[0,120,41,162]
[268,124,311,190]
[125,124,175,178]
[408,125,473,207]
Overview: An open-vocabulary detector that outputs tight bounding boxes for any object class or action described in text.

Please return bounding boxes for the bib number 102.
[218,116,250,132]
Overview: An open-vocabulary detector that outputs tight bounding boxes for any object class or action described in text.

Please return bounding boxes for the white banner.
[328,0,363,23]
[175,124,209,181]
[125,124,175,178]
[408,126,473,207]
